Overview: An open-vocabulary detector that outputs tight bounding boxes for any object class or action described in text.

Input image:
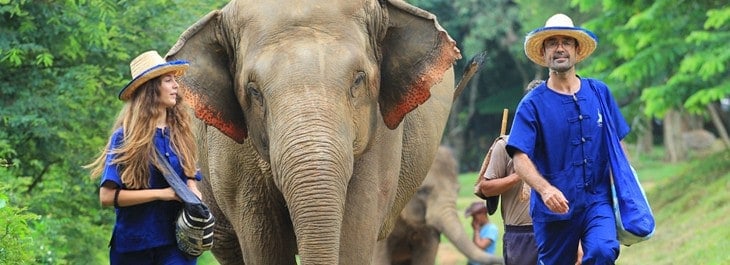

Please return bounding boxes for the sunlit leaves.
[575,0,729,118]
[705,6,730,29]
[685,83,730,114]
[1,47,23,66]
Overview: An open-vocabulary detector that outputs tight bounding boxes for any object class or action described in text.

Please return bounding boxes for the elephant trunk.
[270,109,353,264]
[430,208,503,265]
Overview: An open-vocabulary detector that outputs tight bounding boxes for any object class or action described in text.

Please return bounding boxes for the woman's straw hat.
[524,13,598,67]
[118,50,189,101]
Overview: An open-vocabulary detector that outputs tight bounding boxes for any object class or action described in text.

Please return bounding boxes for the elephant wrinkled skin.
[373,146,503,265]
[166,0,461,264]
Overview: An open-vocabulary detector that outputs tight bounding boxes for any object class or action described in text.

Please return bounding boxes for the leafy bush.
[0,184,37,264]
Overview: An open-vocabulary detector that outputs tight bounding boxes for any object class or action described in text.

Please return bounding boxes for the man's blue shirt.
[506,78,629,222]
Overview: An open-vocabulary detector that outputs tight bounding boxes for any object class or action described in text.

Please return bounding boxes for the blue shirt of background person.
[480,222,499,255]
[468,223,499,265]
[465,201,500,265]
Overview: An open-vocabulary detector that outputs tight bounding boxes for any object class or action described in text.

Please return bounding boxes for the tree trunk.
[663,109,687,162]
[707,103,730,148]
[636,117,654,158]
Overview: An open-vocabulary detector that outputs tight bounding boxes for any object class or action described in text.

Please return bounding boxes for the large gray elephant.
[373,146,502,265]
[166,0,462,264]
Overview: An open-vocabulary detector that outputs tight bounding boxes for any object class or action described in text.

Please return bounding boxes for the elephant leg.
[199,171,242,264]
[194,122,244,264]
[380,67,456,239]
[371,239,391,265]
[234,197,297,265]
[410,229,440,265]
[340,128,403,264]
[205,131,298,264]
[209,210,243,265]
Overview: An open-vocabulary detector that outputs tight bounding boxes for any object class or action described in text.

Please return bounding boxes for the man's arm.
[473,232,494,250]
[479,173,520,197]
[478,139,520,196]
[472,221,495,250]
[512,151,569,214]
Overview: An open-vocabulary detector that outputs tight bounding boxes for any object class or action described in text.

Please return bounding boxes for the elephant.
[166,0,463,264]
[373,146,503,265]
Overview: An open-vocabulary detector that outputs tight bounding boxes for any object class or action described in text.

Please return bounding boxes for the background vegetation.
[1,0,728,264]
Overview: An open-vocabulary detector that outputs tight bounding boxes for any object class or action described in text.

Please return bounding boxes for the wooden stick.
[500,108,509,136]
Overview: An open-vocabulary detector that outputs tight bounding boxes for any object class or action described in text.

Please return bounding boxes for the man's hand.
[471,218,481,230]
[539,185,569,214]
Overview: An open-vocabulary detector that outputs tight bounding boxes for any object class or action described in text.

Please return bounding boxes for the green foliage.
[0,0,221,263]
[0,184,38,264]
[574,0,730,118]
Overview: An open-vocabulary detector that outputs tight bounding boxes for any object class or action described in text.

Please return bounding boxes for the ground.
[437,243,466,265]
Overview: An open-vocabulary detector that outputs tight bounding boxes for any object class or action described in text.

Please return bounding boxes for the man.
[465,201,499,265]
[474,80,543,265]
[506,13,628,264]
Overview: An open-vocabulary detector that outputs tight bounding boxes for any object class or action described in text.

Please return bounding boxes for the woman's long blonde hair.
[87,76,197,189]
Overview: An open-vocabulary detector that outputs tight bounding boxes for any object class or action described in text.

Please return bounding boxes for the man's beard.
[549,59,573,73]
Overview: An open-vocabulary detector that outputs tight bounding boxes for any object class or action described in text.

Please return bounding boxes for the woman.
[87,50,202,264]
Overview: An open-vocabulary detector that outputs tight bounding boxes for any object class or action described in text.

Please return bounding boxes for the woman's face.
[158,73,179,108]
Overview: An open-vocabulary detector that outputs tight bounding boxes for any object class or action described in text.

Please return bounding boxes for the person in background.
[507,13,628,264]
[474,79,543,265]
[86,50,203,265]
[465,201,499,265]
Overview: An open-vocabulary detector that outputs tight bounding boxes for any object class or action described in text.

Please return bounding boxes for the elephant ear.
[166,10,247,143]
[380,1,461,129]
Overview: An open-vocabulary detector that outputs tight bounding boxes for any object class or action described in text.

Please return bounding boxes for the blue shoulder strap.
[154,149,202,205]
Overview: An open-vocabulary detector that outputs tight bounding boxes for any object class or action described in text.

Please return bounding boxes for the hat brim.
[524,26,597,67]
[464,203,488,217]
[118,60,189,101]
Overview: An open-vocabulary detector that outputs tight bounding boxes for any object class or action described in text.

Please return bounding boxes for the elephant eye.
[350,71,366,98]
[247,82,263,106]
[417,186,432,196]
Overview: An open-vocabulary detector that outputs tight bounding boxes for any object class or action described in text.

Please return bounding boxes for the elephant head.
[169,0,459,145]
[374,146,503,264]
[166,0,461,264]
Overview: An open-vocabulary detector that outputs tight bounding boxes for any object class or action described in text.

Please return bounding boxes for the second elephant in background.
[373,146,503,265]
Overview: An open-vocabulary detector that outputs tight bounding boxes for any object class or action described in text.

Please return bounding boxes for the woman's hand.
[159,187,181,202]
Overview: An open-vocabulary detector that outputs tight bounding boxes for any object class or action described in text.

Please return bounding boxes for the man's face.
[542,35,578,72]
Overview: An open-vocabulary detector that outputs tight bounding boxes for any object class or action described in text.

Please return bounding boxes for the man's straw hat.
[524,13,598,67]
[118,50,189,101]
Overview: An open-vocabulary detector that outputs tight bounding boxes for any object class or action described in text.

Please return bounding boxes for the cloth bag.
[473,136,506,216]
[155,150,215,257]
[589,79,655,246]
